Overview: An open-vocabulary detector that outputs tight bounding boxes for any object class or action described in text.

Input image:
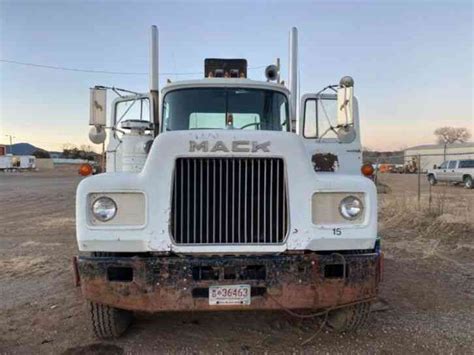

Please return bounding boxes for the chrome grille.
[171,157,288,244]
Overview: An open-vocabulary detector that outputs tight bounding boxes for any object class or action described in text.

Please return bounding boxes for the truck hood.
[76,129,377,253]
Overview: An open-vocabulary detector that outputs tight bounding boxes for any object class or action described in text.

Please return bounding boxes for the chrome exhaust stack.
[150,25,159,134]
[288,27,298,133]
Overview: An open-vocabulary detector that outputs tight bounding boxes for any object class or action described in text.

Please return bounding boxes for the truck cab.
[75,27,382,339]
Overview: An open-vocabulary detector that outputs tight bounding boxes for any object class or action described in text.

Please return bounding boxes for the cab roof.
[161,78,290,96]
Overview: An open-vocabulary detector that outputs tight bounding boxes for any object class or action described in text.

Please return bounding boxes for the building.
[404,142,474,171]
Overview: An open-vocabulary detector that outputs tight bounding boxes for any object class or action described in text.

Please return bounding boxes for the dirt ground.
[1,167,473,354]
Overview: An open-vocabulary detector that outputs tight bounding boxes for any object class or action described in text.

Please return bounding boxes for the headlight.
[92,197,117,222]
[339,195,364,220]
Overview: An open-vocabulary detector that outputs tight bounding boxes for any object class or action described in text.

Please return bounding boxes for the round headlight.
[339,196,364,220]
[92,197,117,222]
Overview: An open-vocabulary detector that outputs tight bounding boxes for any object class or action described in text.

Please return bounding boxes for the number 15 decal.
[332,228,342,236]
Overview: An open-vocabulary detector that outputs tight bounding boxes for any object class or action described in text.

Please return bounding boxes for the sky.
[0,0,473,152]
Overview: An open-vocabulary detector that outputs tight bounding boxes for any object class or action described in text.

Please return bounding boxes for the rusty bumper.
[77,251,382,312]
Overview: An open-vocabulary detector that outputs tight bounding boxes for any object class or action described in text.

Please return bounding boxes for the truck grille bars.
[171,157,289,245]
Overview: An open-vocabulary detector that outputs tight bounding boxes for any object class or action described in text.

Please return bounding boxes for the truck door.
[106,94,152,172]
[436,161,448,181]
[299,89,362,174]
[446,160,458,182]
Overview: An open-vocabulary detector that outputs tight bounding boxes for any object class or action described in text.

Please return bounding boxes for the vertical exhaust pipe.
[288,27,298,133]
[150,25,160,135]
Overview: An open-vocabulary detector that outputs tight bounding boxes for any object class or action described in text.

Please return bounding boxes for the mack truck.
[75,26,382,339]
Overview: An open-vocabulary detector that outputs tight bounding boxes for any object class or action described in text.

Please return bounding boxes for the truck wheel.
[89,302,133,339]
[464,176,473,189]
[326,302,371,332]
[428,175,437,186]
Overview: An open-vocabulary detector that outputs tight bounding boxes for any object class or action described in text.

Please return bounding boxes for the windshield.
[162,88,289,131]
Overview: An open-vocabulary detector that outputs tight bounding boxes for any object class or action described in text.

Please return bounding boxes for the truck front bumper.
[77,251,382,312]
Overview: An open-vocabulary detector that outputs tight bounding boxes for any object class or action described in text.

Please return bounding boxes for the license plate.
[209,284,251,305]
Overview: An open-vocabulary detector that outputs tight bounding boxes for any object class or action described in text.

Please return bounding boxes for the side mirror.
[337,76,354,126]
[90,87,107,126]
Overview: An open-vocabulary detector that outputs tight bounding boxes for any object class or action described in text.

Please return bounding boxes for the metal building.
[404,142,474,172]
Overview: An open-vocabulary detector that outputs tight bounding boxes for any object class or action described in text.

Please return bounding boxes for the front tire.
[428,174,437,186]
[89,302,133,339]
[326,302,371,332]
[464,175,473,189]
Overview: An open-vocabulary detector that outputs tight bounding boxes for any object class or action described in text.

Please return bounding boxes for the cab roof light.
[204,58,247,78]
[229,69,239,78]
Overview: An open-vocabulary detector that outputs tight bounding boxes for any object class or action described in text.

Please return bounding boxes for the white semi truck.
[75,26,382,338]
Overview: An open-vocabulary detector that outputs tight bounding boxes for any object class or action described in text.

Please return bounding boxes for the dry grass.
[378,188,474,267]
[380,193,472,240]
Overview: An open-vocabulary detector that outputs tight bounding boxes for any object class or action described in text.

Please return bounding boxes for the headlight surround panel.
[87,192,146,227]
[311,192,366,225]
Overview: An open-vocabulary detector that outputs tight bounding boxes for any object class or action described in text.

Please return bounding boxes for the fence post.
[417,154,421,208]
[374,157,379,185]
[428,176,432,213]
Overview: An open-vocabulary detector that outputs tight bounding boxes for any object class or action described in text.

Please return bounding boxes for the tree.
[62,143,76,151]
[62,144,98,161]
[32,149,50,159]
[80,144,93,153]
[434,127,471,160]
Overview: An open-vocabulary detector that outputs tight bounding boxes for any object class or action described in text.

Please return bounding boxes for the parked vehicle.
[18,156,36,170]
[74,26,382,339]
[0,155,36,171]
[427,159,474,188]
[390,164,405,174]
[0,155,13,170]
[404,157,418,173]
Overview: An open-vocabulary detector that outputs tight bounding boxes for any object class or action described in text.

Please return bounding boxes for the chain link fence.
[366,152,474,211]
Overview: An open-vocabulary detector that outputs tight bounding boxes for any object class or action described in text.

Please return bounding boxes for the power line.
[0,59,266,76]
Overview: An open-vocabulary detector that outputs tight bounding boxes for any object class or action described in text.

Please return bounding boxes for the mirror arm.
[315,84,338,97]
[112,88,123,97]
[95,85,140,96]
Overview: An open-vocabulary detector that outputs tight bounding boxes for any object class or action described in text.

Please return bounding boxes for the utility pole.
[5,135,15,154]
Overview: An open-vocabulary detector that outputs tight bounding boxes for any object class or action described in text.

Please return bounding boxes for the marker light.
[79,163,93,176]
[361,163,374,177]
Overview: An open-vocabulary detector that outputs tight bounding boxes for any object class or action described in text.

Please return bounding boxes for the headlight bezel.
[91,196,118,222]
[311,192,366,226]
[339,195,364,220]
[87,192,146,227]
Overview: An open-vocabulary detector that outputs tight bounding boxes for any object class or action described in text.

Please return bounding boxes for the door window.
[448,161,457,169]
[115,97,150,125]
[459,160,474,168]
[439,161,448,169]
[304,99,317,137]
[303,97,339,139]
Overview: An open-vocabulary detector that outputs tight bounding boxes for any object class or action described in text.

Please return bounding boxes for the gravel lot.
[1,167,473,354]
